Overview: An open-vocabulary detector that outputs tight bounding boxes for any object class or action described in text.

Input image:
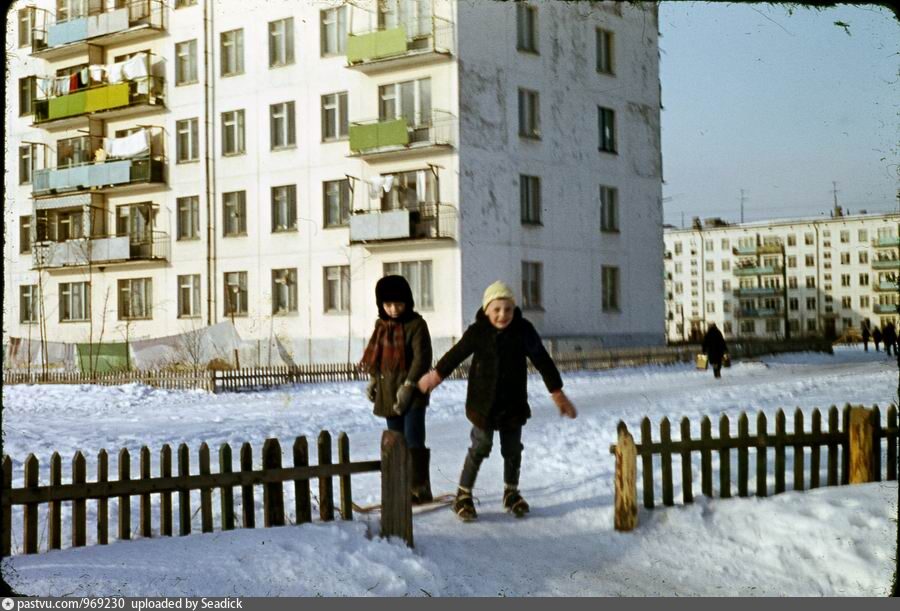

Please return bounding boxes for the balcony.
[738,307,782,318]
[346,17,454,74]
[875,280,899,292]
[733,265,783,277]
[872,258,900,270]
[349,204,457,245]
[31,1,166,61]
[874,303,899,315]
[32,232,169,270]
[33,129,166,198]
[873,235,900,249]
[349,111,455,160]
[733,287,781,297]
[33,55,165,129]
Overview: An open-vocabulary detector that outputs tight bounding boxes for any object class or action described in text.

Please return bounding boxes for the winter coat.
[702,326,728,364]
[873,328,883,343]
[369,313,432,418]
[434,307,563,431]
[862,326,871,341]
[883,323,896,345]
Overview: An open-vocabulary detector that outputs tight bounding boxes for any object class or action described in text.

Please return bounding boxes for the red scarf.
[361,319,406,374]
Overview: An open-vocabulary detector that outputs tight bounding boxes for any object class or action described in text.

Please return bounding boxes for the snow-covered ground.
[2,346,897,596]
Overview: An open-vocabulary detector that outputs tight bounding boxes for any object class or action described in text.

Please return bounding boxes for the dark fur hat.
[375,275,415,320]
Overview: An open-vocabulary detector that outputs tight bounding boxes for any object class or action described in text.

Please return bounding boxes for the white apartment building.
[663,212,900,343]
[5,0,664,367]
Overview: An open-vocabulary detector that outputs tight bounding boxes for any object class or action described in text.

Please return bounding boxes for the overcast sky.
[658,2,899,227]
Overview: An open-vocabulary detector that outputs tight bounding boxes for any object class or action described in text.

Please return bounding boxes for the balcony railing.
[349,203,457,244]
[873,235,900,248]
[346,16,454,72]
[733,265,783,277]
[31,0,166,59]
[738,307,782,318]
[875,280,899,292]
[872,258,900,270]
[874,303,899,315]
[32,231,169,269]
[349,111,455,159]
[733,287,781,297]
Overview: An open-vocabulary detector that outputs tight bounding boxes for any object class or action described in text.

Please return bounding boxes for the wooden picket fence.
[610,404,897,528]
[2,338,832,393]
[0,429,414,557]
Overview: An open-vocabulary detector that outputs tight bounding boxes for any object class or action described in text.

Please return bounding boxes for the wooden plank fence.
[2,338,832,393]
[0,430,413,557]
[610,404,897,528]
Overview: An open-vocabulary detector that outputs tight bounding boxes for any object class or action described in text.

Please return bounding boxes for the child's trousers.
[459,425,523,490]
[385,406,426,449]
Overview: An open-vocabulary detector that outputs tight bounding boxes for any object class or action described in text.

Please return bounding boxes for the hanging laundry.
[383,174,394,192]
[416,170,427,203]
[107,61,125,84]
[80,67,89,87]
[69,73,79,91]
[122,54,149,80]
[37,77,53,99]
[89,65,105,83]
[105,130,150,159]
[368,176,384,199]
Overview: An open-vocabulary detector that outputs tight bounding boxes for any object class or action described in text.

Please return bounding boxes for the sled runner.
[352,493,456,515]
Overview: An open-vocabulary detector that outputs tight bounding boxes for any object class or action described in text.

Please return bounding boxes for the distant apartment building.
[663,212,900,342]
[5,0,664,367]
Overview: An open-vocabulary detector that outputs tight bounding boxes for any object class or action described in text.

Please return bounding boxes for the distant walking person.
[862,322,870,351]
[702,322,728,379]
[873,326,882,352]
[882,322,897,357]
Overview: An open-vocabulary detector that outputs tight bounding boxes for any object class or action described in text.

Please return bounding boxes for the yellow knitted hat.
[482,281,516,311]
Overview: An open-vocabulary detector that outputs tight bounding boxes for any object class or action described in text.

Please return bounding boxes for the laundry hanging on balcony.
[102,130,150,159]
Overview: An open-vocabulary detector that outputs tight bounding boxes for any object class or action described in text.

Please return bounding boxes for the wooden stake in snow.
[614,422,638,531]
[848,407,874,484]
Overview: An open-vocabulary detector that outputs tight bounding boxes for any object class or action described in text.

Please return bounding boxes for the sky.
[658,2,900,227]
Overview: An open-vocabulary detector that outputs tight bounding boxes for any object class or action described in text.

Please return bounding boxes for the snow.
[2,345,897,596]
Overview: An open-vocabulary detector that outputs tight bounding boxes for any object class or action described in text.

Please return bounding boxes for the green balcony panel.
[347,26,408,63]
[875,236,900,248]
[84,83,130,112]
[874,304,898,314]
[872,259,900,270]
[47,90,87,120]
[349,118,409,152]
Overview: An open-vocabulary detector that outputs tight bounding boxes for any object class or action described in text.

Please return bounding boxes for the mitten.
[551,389,577,419]
[392,382,416,416]
[417,369,443,394]
[365,376,377,403]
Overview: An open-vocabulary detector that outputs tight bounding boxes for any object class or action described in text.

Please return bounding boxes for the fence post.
[318,432,335,522]
[848,407,875,484]
[380,429,413,547]
[262,438,285,527]
[1,456,11,557]
[72,452,87,547]
[614,422,638,531]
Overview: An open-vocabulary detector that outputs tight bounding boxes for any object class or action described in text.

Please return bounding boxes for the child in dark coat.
[417,281,577,521]
[361,275,434,504]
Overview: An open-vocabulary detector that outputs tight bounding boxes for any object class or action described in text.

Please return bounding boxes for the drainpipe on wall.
[203,0,217,326]
[814,223,821,337]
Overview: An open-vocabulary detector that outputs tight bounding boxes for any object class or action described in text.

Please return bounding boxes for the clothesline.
[37,53,151,98]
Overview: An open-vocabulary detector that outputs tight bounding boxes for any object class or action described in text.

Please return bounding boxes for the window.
[705,261,714,272]
[859,251,868,264]
[840,230,849,243]
[271,185,297,232]
[20,285,38,323]
[60,282,90,322]
[787,234,796,246]
[324,266,350,312]
[723,301,732,313]
[806,297,816,311]
[384,260,434,310]
[722,279,731,291]
[175,0,197,6]
[176,118,199,163]
[19,8,33,48]
[221,110,245,155]
[323,179,350,228]
[705,240,714,251]
[859,273,869,286]
[858,229,868,242]
[220,29,244,76]
[674,263,683,273]
[272,268,298,314]
[596,28,614,74]
[19,144,34,185]
[518,89,540,138]
[175,40,198,85]
[822,230,830,237]
[721,239,730,249]
[320,6,347,56]
[270,101,296,149]
[521,261,543,310]
[379,78,431,129]
[807,319,817,332]
[176,196,199,240]
[721,260,731,271]
[838,252,849,265]
[674,242,682,255]
[600,186,618,232]
[223,191,247,236]
[841,274,851,287]
[804,232,814,245]
[269,17,295,67]
[859,295,870,308]
[520,175,542,224]
[601,266,620,311]
[766,320,780,334]
[806,276,815,289]
[741,320,755,335]
[178,274,201,318]
[675,282,683,294]
[19,76,35,116]
[321,92,348,141]
[20,216,32,254]
[786,256,796,268]
[598,106,616,153]
[788,277,798,289]
[516,2,538,53]
[224,271,248,316]
[789,297,799,311]
[118,278,152,320]
[841,296,852,309]
[805,254,815,266]
[705,281,714,292]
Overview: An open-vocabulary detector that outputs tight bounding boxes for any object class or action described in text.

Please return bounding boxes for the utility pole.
[831,181,842,217]
[739,189,747,224]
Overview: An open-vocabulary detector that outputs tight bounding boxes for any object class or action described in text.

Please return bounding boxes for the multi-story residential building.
[5,0,664,367]
[663,212,900,342]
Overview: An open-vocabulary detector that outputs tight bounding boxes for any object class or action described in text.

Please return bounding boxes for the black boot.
[503,487,530,518]
[410,447,433,505]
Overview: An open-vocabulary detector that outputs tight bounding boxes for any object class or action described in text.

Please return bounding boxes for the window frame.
[224,271,249,317]
[221,109,246,156]
[518,88,541,139]
[270,101,296,150]
[19,144,34,185]
[271,184,298,233]
[176,196,200,241]
[19,76,36,117]
[323,265,350,313]
[320,5,348,56]
[596,27,614,74]
[118,277,153,321]
[600,185,619,232]
[59,281,90,322]
[222,190,247,237]
[321,92,349,142]
[20,285,38,324]
[19,8,33,48]
[20,215,32,254]
[220,28,244,77]
[268,17,295,68]
[598,106,617,153]
[175,39,198,86]
[176,118,200,163]
[601,265,620,312]
[272,268,299,315]
[383,260,434,311]
[520,175,542,225]
[177,274,202,318]
[516,2,538,54]
[521,261,543,310]
[323,179,351,228]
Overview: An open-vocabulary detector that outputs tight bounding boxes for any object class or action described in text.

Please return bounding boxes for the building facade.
[663,213,900,342]
[5,0,664,368]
